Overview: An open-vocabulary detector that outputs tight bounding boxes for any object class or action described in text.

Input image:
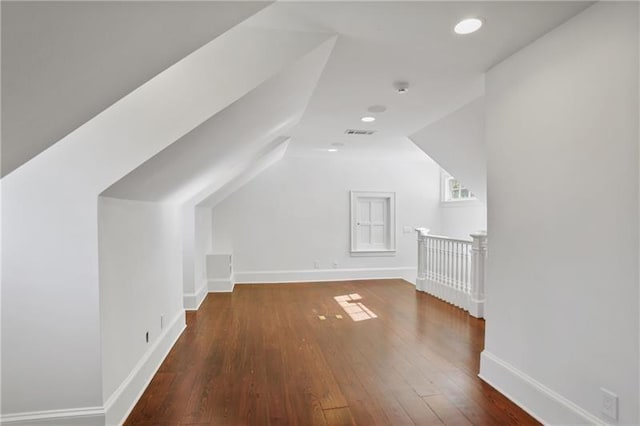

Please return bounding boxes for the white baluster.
[428,237,433,281]
[438,240,444,282]
[447,240,452,287]
[469,244,472,293]
[455,241,460,291]
[433,239,438,283]
[454,241,460,306]
[444,240,448,286]
[428,237,432,281]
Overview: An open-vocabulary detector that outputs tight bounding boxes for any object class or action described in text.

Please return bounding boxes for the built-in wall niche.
[350,191,396,256]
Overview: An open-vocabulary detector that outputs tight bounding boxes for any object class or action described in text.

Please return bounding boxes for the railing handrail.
[420,233,472,244]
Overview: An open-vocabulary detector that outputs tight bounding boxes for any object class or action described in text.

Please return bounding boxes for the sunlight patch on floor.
[334,293,378,322]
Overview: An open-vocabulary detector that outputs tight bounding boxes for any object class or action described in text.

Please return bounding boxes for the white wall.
[192,206,213,304]
[211,154,444,282]
[98,197,184,423]
[481,3,639,424]
[1,22,334,422]
[439,201,487,241]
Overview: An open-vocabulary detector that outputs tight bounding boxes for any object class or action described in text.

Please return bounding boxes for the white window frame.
[441,171,476,204]
[350,191,396,256]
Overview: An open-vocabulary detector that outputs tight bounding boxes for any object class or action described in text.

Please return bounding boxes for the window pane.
[452,189,460,199]
[461,189,469,198]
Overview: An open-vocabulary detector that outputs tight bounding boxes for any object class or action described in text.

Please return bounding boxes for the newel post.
[415,228,429,292]
[469,232,487,318]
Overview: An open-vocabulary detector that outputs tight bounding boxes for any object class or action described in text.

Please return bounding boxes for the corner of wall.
[103,311,186,426]
[183,279,209,311]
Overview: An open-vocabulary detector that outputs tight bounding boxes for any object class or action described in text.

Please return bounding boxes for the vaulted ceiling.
[2,1,592,197]
[103,37,335,202]
[1,1,270,176]
[254,1,592,156]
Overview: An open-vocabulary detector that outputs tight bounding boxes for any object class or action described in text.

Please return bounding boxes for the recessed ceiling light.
[454,18,483,35]
[361,116,376,123]
[327,148,339,152]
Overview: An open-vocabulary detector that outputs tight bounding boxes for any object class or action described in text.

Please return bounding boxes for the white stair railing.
[415,228,487,318]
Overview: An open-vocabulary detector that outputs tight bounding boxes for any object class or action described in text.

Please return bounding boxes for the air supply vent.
[344,129,376,136]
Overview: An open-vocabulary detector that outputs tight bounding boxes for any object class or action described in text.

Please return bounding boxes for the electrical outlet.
[160,315,164,330]
[145,331,149,343]
[601,388,618,420]
[314,261,320,269]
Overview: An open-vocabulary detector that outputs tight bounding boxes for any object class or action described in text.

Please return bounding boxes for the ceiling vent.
[344,129,376,136]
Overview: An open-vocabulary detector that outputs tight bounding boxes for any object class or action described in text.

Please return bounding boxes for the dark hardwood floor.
[125,279,538,425]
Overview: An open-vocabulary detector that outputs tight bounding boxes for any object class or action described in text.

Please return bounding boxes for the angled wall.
[1,11,335,423]
[102,36,335,204]
[199,138,291,209]
[410,96,487,202]
[102,35,335,308]
[97,29,335,426]
[1,1,269,176]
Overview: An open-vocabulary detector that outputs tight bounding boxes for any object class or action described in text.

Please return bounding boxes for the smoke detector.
[394,81,409,94]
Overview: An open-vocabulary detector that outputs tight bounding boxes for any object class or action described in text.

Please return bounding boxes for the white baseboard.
[479,350,606,425]
[1,313,186,426]
[403,273,417,285]
[0,407,105,425]
[208,276,235,292]
[183,281,208,310]
[103,311,186,426]
[233,267,417,284]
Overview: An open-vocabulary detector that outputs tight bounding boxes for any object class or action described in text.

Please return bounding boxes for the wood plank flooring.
[125,279,538,425]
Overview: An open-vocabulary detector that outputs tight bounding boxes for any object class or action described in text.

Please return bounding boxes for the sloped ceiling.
[1,1,270,176]
[1,0,593,190]
[102,37,336,203]
[252,1,592,156]
[410,97,487,201]
[198,137,290,208]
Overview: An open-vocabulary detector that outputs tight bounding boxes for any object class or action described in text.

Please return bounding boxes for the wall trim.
[208,277,235,293]
[103,310,186,426]
[233,267,417,284]
[183,280,208,310]
[0,406,105,425]
[479,350,606,426]
[1,314,186,426]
